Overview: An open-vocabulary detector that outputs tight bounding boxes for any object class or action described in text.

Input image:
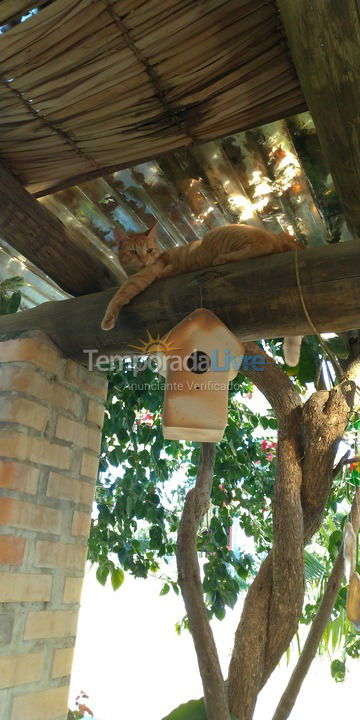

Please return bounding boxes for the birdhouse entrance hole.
[186,350,211,374]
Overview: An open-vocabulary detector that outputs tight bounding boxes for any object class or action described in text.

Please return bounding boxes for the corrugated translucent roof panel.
[0,237,68,309]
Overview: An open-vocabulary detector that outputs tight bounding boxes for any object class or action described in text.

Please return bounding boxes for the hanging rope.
[294,248,343,378]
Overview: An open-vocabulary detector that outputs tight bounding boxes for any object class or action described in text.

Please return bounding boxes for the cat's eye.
[147,248,154,253]
[130,249,137,255]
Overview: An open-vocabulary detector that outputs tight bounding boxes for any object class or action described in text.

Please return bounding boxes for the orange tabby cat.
[103,223,303,365]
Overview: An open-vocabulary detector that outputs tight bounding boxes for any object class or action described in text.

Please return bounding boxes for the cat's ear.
[114,227,127,246]
[146,222,159,242]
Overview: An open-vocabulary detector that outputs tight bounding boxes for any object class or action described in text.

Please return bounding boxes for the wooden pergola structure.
[0,0,359,351]
[0,3,360,718]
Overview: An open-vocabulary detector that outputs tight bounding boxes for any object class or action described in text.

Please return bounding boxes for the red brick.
[0,461,38,494]
[0,338,58,373]
[0,651,43,689]
[0,366,82,417]
[0,431,71,469]
[0,536,26,565]
[55,415,101,452]
[47,472,94,506]
[64,359,108,399]
[0,573,52,602]
[0,498,61,534]
[11,685,69,720]
[24,610,78,639]
[0,396,48,431]
[35,540,87,570]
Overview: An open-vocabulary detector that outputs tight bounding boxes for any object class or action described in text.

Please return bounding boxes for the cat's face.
[114,223,161,274]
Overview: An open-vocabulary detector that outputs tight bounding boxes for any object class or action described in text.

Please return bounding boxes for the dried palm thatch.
[0,0,306,195]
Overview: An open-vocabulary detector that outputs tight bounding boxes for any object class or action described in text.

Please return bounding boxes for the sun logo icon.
[129,329,180,356]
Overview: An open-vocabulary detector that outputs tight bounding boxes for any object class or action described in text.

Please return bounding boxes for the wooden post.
[0,164,122,295]
[0,242,359,362]
[277,0,360,237]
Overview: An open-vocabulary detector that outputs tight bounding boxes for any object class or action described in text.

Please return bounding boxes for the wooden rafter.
[0,164,123,296]
[1,242,359,361]
[278,0,360,237]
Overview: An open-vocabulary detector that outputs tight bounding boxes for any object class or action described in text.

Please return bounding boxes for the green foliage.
[162,698,207,720]
[88,359,275,618]
[162,698,239,720]
[89,333,357,674]
[330,658,346,683]
[304,551,326,582]
[0,276,25,314]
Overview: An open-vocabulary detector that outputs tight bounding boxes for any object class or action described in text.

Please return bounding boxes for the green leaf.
[162,699,239,720]
[160,583,170,596]
[96,564,109,586]
[330,658,346,682]
[111,567,125,590]
[304,551,326,581]
[6,290,21,313]
[325,336,349,360]
[0,276,25,291]
[149,525,163,549]
[297,340,319,384]
[162,699,207,720]
[328,530,343,560]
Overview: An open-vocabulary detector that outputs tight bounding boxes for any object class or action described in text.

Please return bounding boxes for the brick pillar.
[0,332,107,720]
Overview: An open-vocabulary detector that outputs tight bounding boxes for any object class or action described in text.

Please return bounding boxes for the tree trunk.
[177,443,230,720]
[227,346,357,719]
[173,343,359,720]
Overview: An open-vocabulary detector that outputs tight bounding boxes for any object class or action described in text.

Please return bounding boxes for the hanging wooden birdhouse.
[156,308,245,442]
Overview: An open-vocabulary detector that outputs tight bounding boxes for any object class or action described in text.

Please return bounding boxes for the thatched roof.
[0,0,306,195]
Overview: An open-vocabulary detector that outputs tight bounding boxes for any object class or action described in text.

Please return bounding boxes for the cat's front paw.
[101,311,117,331]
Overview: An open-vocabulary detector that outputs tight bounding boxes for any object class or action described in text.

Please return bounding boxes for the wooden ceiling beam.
[277,0,360,237]
[0,164,122,296]
[0,242,359,363]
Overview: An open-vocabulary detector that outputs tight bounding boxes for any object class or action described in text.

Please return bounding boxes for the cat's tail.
[101,258,167,331]
[283,335,303,366]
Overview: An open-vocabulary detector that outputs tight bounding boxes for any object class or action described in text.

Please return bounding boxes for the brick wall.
[0,332,107,720]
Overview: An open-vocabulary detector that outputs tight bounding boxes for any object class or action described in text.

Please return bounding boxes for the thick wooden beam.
[277,0,360,237]
[0,164,122,295]
[0,243,359,363]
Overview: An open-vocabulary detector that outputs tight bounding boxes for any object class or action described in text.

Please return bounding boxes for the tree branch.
[228,347,357,719]
[272,487,360,720]
[228,345,303,719]
[176,443,230,720]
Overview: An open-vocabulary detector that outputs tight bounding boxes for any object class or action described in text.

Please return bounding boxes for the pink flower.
[261,439,272,450]
[137,412,154,427]
[261,439,277,451]
[267,453,275,462]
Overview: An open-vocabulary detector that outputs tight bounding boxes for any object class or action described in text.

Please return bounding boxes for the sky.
[69,564,359,720]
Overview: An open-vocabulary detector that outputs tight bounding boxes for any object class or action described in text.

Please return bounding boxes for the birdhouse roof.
[163,308,245,356]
